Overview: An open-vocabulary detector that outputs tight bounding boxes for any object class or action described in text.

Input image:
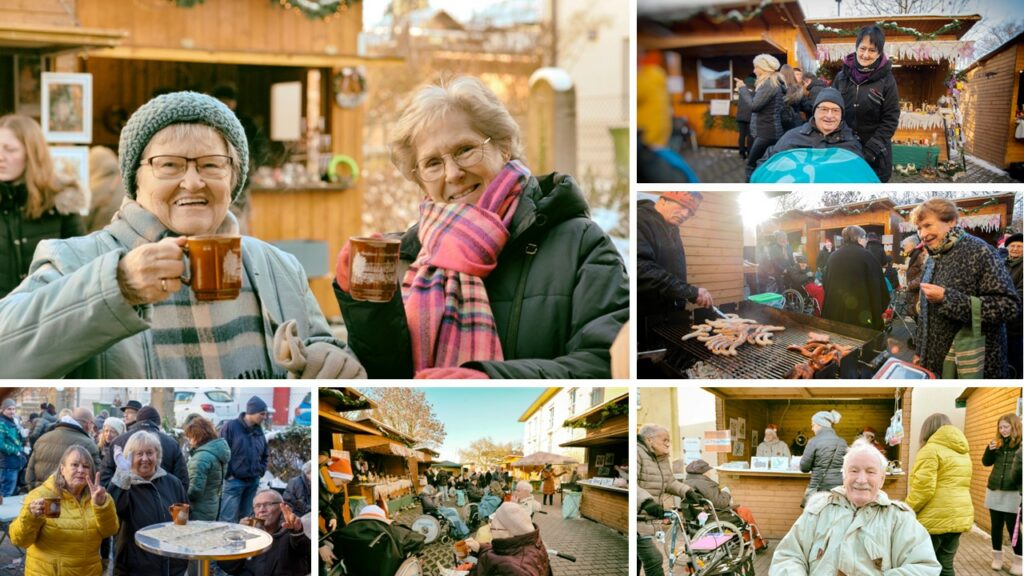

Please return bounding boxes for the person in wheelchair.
[477,480,504,520]
[334,505,426,576]
[684,460,767,552]
[459,502,553,576]
[784,255,815,295]
[419,485,470,539]
[512,480,542,517]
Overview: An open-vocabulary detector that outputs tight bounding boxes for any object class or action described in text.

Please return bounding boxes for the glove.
[273,320,307,374]
[414,367,489,379]
[273,319,367,379]
[641,499,664,518]
[685,489,703,505]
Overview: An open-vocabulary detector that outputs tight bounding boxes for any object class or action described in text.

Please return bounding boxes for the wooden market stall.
[676,192,745,305]
[703,387,911,539]
[956,387,1022,535]
[318,387,375,525]
[560,393,628,535]
[808,14,981,169]
[961,30,1024,179]
[895,192,1017,250]
[638,0,817,148]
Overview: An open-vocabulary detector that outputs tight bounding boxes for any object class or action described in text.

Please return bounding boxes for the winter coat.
[0,414,23,470]
[26,422,100,489]
[637,199,699,321]
[684,473,733,511]
[221,413,268,482]
[1007,257,1022,336]
[99,419,189,492]
[637,434,691,536]
[9,475,119,576]
[736,90,753,123]
[759,119,864,167]
[337,172,628,379]
[816,247,833,274]
[470,527,553,576]
[916,232,1020,379]
[220,526,310,576]
[822,243,890,331]
[866,239,886,267]
[905,247,927,318]
[478,493,503,520]
[769,487,940,575]
[905,425,974,534]
[637,64,671,148]
[800,427,848,493]
[756,439,791,458]
[0,219,346,378]
[186,437,230,520]
[1,180,85,298]
[30,412,57,446]
[282,472,311,516]
[767,242,795,279]
[738,78,784,141]
[832,55,901,182]
[108,468,188,576]
[982,441,1023,492]
[541,469,562,495]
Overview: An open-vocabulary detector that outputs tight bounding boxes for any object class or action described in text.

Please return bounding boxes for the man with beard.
[822,225,890,330]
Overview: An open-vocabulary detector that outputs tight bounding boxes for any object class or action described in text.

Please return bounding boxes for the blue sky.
[363,0,512,27]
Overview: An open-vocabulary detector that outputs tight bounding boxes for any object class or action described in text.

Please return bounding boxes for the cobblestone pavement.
[392,493,627,576]
[668,147,1021,184]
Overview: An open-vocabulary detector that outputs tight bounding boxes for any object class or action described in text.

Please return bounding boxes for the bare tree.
[968,17,1024,62]
[458,437,517,469]
[849,0,972,16]
[359,388,446,447]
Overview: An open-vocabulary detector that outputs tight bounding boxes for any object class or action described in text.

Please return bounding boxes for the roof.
[518,388,561,422]
[965,29,1024,71]
[639,0,806,27]
[806,14,980,43]
[564,392,629,428]
[355,417,418,446]
[893,192,1018,211]
[703,387,903,400]
[319,388,376,413]
[0,22,126,52]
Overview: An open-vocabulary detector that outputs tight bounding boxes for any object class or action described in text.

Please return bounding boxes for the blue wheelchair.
[751,148,880,183]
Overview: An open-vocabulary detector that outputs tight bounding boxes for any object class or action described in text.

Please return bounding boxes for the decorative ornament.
[817,40,972,63]
[276,0,353,20]
[704,0,771,25]
[814,19,962,41]
[171,0,205,6]
[333,67,367,108]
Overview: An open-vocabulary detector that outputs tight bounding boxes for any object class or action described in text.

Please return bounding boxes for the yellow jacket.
[905,425,974,534]
[10,475,120,576]
[637,64,671,148]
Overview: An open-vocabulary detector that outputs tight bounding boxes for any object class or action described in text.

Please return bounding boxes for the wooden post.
[527,68,576,176]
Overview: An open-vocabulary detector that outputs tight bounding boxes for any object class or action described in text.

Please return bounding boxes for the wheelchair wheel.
[691,520,749,574]
[781,289,805,314]
[410,514,442,544]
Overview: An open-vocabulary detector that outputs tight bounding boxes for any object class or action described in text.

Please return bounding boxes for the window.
[591,387,605,407]
[548,405,555,429]
[568,388,577,416]
[697,58,733,101]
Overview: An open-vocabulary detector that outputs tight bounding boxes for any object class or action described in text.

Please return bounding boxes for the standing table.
[0,495,25,555]
[135,521,272,576]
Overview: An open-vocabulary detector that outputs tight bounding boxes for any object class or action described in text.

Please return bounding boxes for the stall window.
[698,58,733,101]
[591,387,605,408]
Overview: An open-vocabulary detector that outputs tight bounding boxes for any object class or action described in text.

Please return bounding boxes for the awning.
[638,33,786,57]
[703,387,901,400]
[560,428,627,448]
[364,442,423,460]
[0,23,126,53]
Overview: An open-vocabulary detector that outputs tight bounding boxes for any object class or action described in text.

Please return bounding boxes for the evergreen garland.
[814,19,962,41]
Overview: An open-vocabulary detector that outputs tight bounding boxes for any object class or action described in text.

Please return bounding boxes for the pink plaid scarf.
[403,161,530,373]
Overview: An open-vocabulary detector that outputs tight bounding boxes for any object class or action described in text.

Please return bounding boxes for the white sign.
[270,81,302,141]
[709,98,731,116]
[683,438,702,452]
[667,76,684,94]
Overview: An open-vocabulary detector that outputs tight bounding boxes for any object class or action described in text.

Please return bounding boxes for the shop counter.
[578,480,628,534]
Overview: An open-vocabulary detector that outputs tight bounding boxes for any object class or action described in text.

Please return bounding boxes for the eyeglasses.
[857,45,879,56]
[413,138,491,182]
[816,106,843,116]
[142,155,233,180]
[253,502,280,510]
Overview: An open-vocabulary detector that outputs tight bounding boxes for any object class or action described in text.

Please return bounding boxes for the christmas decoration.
[333,67,367,108]
[814,19,963,41]
[817,40,973,63]
[898,111,946,131]
[703,110,738,132]
[276,0,353,20]
[704,0,772,25]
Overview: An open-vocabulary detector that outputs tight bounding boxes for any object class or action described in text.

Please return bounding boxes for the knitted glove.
[273,319,367,379]
[414,367,489,379]
[273,320,307,375]
[641,499,664,518]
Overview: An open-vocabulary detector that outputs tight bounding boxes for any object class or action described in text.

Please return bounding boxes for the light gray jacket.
[0,229,345,378]
[636,435,691,536]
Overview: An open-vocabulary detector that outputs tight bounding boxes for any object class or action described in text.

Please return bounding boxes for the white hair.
[842,442,887,475]
[639,423,668,440]
[124,430,163,469]
[515,480,532,493]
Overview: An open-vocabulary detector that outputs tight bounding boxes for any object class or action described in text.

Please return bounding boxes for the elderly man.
[637,192,713,351]
[760,88,863,165]
[26,406,100,489]
[420,484,470,538]
[121,400,142,426]
[220,489,310,576]
[512,480,542,517]
[770,443,941,575]
[822,225,890,330]
[637,423,698,576]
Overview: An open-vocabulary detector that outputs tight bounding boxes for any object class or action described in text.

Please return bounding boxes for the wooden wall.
[580,485,628,534]
[963,45,1017,168]
[0,0,75,26]
[678,192,744,305]
[962,387,1022,534]
[1011,44,1024,166]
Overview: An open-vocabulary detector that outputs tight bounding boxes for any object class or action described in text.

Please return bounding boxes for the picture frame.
[604,452,616,467]
[41,72,92,144]
[750,457,770,471]
[14,55,46,118]
[595,455,605,467]
[49,146,91,215]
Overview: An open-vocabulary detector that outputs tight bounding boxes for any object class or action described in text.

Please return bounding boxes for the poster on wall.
[49,146,90,216]
[14,55,46,118]
[41,73,92,144]
[704,430,731,452]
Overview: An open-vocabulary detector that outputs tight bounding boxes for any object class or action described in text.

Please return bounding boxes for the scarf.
[844,52,888,85]
[402,161,529,373]
[924,226,966,260]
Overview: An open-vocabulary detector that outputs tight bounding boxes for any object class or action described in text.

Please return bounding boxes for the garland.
[564,402,629,430]
[321,388,366,410]
[171,0,359,20]
[703,0,772,25]
[896,196,1000,219]
[703,110,738,132]
[813,19,962,41]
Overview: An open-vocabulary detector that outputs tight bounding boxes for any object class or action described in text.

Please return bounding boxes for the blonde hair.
[0,114,68,219]
[389,75,523,184]
[52,445,95,495]
[994,413,1022,450]
[910,198,959,226]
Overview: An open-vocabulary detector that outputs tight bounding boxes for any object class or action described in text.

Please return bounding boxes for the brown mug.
[240,516,265,531]
[169,503,190,525]
[348,236,401,303]
[43,497,61,518]
[181,235,242,301]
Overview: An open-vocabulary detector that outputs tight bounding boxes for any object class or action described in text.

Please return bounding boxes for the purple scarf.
[844,52,888,85]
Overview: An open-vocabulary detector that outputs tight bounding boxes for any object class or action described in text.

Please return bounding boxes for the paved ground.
[674,146,1020,184]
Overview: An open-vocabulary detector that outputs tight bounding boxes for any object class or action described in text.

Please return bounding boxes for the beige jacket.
[636,434,691,536]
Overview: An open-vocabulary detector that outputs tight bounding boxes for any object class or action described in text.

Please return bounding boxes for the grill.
[652,301,883,379]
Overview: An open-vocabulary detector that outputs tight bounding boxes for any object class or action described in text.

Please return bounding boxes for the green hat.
[119,91,249,200]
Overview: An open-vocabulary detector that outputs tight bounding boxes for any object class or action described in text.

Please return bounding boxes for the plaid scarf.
[925,226,966,260]
[402,161,529,372]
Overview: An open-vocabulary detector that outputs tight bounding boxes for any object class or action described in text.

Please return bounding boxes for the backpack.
[335,519,424,576]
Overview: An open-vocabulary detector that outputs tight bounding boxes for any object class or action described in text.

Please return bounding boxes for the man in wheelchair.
[334,505,426,576]
[683,460,767,552]
[784,255,823,315]
[419,485,470,539]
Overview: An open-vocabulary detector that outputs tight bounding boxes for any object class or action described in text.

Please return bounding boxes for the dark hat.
[246,396,268,415]
[686,459,712,475]
[136,406,160,424]
[812,87,845,116]
[124,400,143,413]
[1007,232,1023,246]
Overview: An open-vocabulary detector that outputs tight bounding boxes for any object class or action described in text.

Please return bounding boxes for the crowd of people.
[0,394,311,576]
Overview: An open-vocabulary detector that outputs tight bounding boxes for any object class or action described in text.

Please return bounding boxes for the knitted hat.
[246,396,268,415]
[661,192,703,212]
[685,459,712,475]
[136,406,161,425]
[491,502,534,537]
[118,91,249,201]
[1,399,15,410]
[1007,232,1023,246]
[812,410,841,428]
[753,54,781,73]
[104,417,126,435]
[813,87,845,117]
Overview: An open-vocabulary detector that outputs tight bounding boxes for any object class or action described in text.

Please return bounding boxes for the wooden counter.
[579,481,628,535]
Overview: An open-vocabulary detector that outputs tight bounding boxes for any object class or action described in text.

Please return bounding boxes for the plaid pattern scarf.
[925,226,966,260]
[402,161,529,373]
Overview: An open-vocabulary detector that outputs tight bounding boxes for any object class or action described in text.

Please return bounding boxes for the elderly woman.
[910,199,1019,378]
[108,430,187,576]
[183,415,229,521]
[0,114,85,298]
[736,54,785,181]
[0,91,363,379]
[10,445,118,575]
[831,25,901,182]
[461,502,552,576]
[637,424,697,576]
[333,76,628,379]
[770,444,940,574]
[799,410,848,506]
[756,424,791,458]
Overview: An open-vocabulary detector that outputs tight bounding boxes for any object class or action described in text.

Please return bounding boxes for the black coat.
[832,56,901,182]
[759,120,864,166]
[220,527,310,576]
[110,471,188,576]
[816,247,833,273]
[221,413,268,481]
[736,89,753,123]
[1007,258,1022,336]
[982,442,1022,492]
[739,79,784,141]
[283,473,311,516]
[100,420,189,491]
[916,233,1020,378]
[866,239,886,267]
[821,243,889,330]
[637,199,698,320]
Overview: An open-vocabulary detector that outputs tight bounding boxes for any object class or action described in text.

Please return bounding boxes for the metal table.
[135,521,272,576]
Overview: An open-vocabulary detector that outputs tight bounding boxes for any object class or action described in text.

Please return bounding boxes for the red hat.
[765,423,779,431]
[863,426,877,435]
[660,192,703,212]
[639,51,664,67]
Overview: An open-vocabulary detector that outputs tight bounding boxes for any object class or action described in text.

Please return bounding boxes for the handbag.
[941,296,985,379]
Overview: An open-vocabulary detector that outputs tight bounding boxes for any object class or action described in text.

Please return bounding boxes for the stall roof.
[414,446,441,457]
[892,192,1018,212]
[355,417,418,446]
[639,0,806,30]
[964,29,1024,72]
[88,46,403,69]
[364,442,425,460]
[518,388,560,422]
[806,14,980,43]
[640,33,786,57]
[561,427,627,448]
[433,460,462,468]
[703,387,902,400]
[319,411,385,436]
[0,22,126,53]
[564,392,629,428]
[320,388,376,413]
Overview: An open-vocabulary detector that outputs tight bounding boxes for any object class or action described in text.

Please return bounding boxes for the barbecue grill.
[652,301,884,379]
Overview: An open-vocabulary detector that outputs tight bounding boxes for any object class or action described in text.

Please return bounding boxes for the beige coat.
[636,434,691,536]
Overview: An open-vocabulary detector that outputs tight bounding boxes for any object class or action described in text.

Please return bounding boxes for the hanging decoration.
[703,0,772,25]
[817,40,973,63]
[276,0,353,19]
[333,67,367,108]
[171,0,205,6]
[814,19,963,41]
[703,110,738,132]
[897,111,946,131]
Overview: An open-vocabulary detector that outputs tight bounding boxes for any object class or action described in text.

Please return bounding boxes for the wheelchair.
[410,503,468,545]
[672,496,757,575]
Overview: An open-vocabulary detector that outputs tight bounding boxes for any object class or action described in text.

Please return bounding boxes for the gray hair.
[639,424,668,440]
[842,442,887,475]
[124,430,163,465]
[515,480,532,493]
[841,225,866,245]
[901,234,920,250]
[302,460,312,476]
[52,445,96,494]
[254,488,283,504]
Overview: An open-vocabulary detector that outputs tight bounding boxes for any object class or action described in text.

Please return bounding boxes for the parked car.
[174,389,236,427]
[294,392,311,426]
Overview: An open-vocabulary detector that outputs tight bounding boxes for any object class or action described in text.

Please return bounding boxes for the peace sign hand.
[87,472,107,506]
[279,503,301,532]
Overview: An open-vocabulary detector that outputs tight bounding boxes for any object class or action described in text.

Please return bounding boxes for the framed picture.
[594,455,605,467]
[49,146,90,215]
[14,55,46,118]
[751,457,770,471]
[604,452,616,466]
[41,72,92,144]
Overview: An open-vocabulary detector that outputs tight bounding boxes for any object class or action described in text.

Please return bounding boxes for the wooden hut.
[637,0,817,148]
[676,192,745,304]
[895,192,1018,248]
[705,387,912,539]
[808,14,980,168]
[960,30,1024,179]
[561,392,628,534]
[955,387,1022,535]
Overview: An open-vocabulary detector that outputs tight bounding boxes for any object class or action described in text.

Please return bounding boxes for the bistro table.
[135,521,272,576]
[0,494,26,555]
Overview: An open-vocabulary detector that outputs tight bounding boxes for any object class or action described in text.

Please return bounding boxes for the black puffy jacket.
[637,199,697,319]
[110,470,188,576]
[832,54,901,182]
[738,78,784,141]
[982,441,1022,492]
[759,119,864,166]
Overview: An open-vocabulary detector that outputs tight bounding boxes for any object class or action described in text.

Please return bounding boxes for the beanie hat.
[119,91,249,201]
[661,192,703,212]
[1,399,15,410]
[1007,232,1023,246]
[812,410,841,428]
[104,417,126,435]
[246,396,268,415]
[685,459,712,475]
[813,87,845,117]
[355,504,390,524]
[136,406,161,425]
[491,502,534,537]
[753,54,781,74]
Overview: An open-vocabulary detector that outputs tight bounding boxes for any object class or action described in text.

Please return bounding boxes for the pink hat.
[356,505,390,524]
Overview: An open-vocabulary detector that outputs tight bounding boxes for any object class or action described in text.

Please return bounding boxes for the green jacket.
[905,425,973,534]
[337,172,629,379]
[769,487,940,576]
[187,437,230,521]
